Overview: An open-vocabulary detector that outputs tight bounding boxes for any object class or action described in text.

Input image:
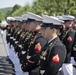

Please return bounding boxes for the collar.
[48,36,59,44]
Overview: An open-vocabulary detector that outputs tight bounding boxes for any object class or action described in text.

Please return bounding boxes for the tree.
[6,10,11,17]
[0,10,4,23]
[31,0,76,15]
[11,5,32,16]
[10,4,21,16]
[8,0,76,16]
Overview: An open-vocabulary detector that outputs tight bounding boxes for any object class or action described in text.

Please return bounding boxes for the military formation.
[1,12,76,75]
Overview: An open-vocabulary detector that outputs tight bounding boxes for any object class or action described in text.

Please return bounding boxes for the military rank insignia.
[52,54,60,63]
[34,42,42,53]
[67,36,72,42]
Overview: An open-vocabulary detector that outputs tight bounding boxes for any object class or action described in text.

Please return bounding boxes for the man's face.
[21,22,28,30]
[10,21,17,27]
[64,20,74,28]
[26,21,36,32]
[12,21,16,26]
[13,22,17,27]
[15,22,18,26]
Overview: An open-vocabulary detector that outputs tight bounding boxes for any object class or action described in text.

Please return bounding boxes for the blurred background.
[0,0,76,23]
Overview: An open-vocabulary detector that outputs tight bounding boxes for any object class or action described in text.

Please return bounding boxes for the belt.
[18,45,23,48]
[7,34,10,36]
[40,67,62,74]
[73,47,76,51]
[15,41,18,44]
[10,37,13,39]
[13,38,16,41]
[40,70,45,75]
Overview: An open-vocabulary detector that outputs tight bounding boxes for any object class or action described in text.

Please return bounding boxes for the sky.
[0,0,35,8]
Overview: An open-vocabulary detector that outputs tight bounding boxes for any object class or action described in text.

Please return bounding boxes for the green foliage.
[11,5,32,16]
[10,4,21,14]
[31,0,76,16]
[0,7,12,17]
[11,7,24,16]
[1,0,76,17]
[0,10,4,22]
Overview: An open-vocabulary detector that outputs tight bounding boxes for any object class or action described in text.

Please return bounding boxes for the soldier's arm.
[34,36,47,53]
[66,30,75,50]
[27,36,47,63]
[44,45,66,75]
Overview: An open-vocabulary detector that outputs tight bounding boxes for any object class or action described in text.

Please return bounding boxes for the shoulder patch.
[34,42,42,53]
[52,54,60,63]
[67,36,72,42]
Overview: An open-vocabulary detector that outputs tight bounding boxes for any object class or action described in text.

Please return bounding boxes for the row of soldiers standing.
[4,12,76,75]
